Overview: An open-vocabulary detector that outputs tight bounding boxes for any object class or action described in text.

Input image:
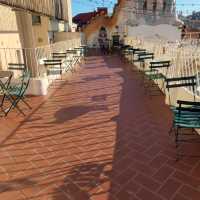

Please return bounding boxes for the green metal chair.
[173,100,200,159]
[66,49,80,72]
[132,49,147,63]
[44,59,63,76]
[120,45,135,61]
[134,52,154,82]
[74,47,85,59]
[0,71,13,116]
[166,76,197,120]
[165,76,200,158]
[144,60,171,95]
[52,52,67,60]
[80,45,88,57]
[4,64,32,116]
[165,76,196,106]
[52,52,74,73]
[120,46,134,62]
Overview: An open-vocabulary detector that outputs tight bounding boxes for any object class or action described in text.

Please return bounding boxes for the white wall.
[128,24,181,42]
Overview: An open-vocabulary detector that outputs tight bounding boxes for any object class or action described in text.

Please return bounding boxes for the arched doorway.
[98,26,109,53]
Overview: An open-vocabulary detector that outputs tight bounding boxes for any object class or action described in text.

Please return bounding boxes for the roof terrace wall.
[0,0,69,21]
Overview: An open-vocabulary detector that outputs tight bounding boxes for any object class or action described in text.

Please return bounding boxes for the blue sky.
[72,0,200,16]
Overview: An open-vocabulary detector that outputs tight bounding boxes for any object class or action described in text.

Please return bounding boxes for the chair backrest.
[176,100,200,116]
[8,63,26,70]
[121,45,131,49]
[52,52,67,59]
[80,45,87,55]
[0,71,13,91]
[122,48,134,55]
[165,76,197,103]
[165,76,196,90]
[20,70,31,96]
[133,49,147,55]
[74,47,84,56]
[43,59,62,75]
[8,63,31,96]
[138,52,154,61]
[150,61,171,69]
[43,59,62,66]
[0,71,13,79]
[66,50,77,55]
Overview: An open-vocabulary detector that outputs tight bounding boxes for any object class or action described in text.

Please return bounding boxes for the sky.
[72,0,200,16]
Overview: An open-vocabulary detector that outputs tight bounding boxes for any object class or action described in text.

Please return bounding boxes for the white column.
[15,10,38,77]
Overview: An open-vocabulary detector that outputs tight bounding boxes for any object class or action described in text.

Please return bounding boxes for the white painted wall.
[128,24,181,42]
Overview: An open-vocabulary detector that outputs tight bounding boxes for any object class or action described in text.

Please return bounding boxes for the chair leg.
[169,125,174,136]
[4,96,26,116]
[15,104,26,116]
[21,98,32,109]
[175,127,181,161]
[175,127,179,148]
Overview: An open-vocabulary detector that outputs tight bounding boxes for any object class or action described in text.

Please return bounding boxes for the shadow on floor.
[1,54,199,200]
[48,105,108,124]
[52,161,111,200]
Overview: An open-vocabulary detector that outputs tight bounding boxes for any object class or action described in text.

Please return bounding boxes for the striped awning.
[0,0,68,21]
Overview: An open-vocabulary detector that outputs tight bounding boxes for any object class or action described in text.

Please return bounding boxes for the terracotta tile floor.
[0,54,200,200]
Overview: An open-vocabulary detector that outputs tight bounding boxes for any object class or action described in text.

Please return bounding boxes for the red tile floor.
[0,54,200,200]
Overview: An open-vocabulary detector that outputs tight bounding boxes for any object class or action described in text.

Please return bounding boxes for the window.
[143,0,147,12]
[32,15,41,25]
[163,0,167,13]
[153,0,157,13]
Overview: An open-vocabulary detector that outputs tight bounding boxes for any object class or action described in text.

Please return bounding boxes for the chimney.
[97,7,108,15]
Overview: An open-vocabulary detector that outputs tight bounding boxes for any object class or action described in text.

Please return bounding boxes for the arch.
[99,26,107,38]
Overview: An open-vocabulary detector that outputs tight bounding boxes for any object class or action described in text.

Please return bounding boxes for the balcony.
[0,45,200,200]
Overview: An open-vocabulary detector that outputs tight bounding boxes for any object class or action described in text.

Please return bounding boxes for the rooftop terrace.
[0,53,200,200]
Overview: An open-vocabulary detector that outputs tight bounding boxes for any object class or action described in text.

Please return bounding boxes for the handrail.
[0,38,82,78]
[124,36,200,96]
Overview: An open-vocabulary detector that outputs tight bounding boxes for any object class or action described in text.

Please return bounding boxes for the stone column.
[66,0,72,31]
[15,10,38,77]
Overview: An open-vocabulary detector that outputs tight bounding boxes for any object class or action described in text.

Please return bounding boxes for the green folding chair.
[134,52,154,82]
[66,49,79,72]
[165,76,200,159]
[0,71,13,116]
[144,60,171,95]
[173,100,200,159]
[44,59,63,77]
[4,64,32,116]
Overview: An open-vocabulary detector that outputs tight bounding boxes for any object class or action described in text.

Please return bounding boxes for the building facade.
[83,0,179,47]
[0,0,72,48]
[0,0,73,73]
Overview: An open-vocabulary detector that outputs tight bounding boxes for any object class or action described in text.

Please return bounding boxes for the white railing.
[0,38,82,78]
[125,37,200,96]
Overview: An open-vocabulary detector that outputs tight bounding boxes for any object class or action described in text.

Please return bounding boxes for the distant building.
[83,0,180,47]
[184,12,200,30]
[0,0,73,49]
[73,7,108,30]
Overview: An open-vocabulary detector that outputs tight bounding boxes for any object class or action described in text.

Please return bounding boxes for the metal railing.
[125,37,200,96]
[0,38,82,78]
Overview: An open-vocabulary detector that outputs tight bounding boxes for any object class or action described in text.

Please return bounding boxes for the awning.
[0,0,68,21]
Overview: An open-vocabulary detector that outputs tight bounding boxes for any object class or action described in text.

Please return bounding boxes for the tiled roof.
[73,12,96,25]
[73,7,108,27]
